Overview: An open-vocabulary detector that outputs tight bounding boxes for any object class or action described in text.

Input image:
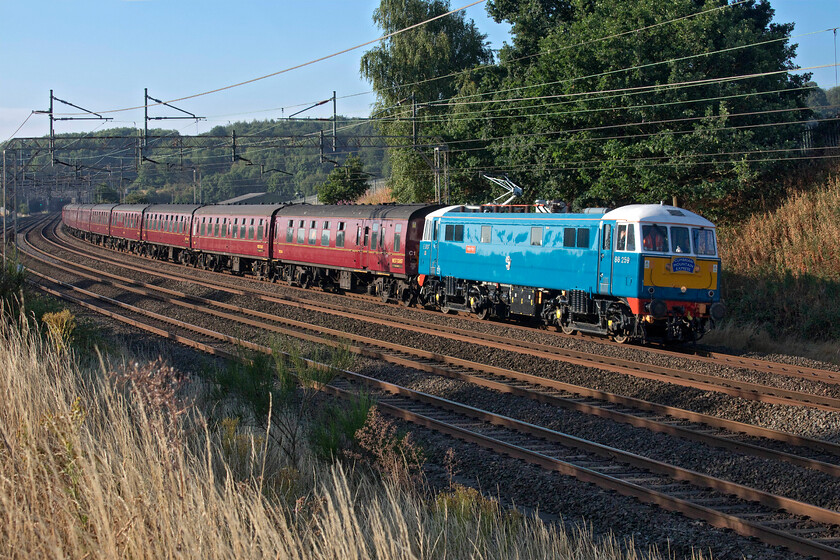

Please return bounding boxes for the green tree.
[483,0,810,215]
[318,156,370,204]
[361,0,493,202]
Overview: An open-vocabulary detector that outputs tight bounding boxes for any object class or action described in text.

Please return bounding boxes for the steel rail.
[41,219,840,412]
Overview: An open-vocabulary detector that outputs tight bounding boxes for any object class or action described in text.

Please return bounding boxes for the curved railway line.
[14,213,840,559]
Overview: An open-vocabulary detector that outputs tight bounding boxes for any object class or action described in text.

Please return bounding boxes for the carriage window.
[257,220,264,241]
[693,228,716,256]
[642,225,668,252]
[371,223,379,249]
[336,222,346,248]
[530,227,543,246]
[394,223,402,252]
[248,218,255,240]
[232,218,238,239]
[481,225,491,244]
[297,224,305,243]
[200,217,206,236]
[356,226,362,245]
[576,228,590,248]
[671,226,690,253]
[321,222,330,246]
[214,218,220,237]
[286,220,294,242]
[308,225,316,245]
[221,218,228,238]
[563,228,576,247]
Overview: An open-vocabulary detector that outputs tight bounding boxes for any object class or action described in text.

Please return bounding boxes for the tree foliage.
[318,155,370,204]
[362,0,814,215]
[361,0,493,203]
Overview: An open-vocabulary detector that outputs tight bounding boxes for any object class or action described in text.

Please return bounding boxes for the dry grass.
[719,175,840,280]
[0,317,708,559]
[717,175,840,350]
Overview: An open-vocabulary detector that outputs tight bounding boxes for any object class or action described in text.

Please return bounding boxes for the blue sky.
[1,0,837,141]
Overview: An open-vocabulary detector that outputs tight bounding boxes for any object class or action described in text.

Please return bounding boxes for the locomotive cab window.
[563,228,576,248]
[601,224,611,250]
[693,228,716,256]
[670,226,690,253]
[642,225,668,252]
[616,224,636,251]
[530,227,543,246]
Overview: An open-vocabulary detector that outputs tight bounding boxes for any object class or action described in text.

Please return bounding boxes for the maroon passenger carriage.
[272,204,438,299]
[142,204,202,262]
[191,204,282,276]
[109,204,149,251]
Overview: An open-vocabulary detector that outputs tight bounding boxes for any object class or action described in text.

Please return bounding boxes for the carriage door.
[597,221,614,294]
[429,218,441,275]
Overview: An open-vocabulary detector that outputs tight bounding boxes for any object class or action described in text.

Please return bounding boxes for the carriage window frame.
[257,219,265,241]
[321,221,331,246]
[370,223,379,250]
[286,220,294,243]
[336,222,346,248]
[394,223,402,252]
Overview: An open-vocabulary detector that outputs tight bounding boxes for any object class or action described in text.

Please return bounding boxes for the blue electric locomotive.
[416,203,725,342]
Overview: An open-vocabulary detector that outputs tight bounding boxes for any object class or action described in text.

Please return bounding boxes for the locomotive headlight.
[680,286,687,294]
[708,290,715,298]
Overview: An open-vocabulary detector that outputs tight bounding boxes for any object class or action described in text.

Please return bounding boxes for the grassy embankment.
[0,263,696,560]
[708,175,840,362]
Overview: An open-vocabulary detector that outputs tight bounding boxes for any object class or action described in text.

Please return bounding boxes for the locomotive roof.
[276,204,437,220]
[603,204,715,227]
[194,204,286,217]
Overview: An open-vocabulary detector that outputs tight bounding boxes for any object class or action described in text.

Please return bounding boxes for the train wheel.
[612,333,628,344]
[560,324,576,335]
[474,307,489,320]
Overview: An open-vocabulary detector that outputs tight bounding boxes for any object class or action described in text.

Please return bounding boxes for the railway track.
[43,216,840,410]
[14,217,840,559]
